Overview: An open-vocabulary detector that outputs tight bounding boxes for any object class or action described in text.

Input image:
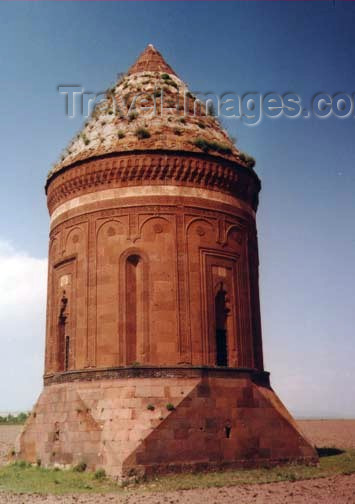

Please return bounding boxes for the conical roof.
[48,45,254,180]
[127,44,177,76]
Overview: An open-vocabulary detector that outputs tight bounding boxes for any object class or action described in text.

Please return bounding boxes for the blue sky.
[0,1,354,417]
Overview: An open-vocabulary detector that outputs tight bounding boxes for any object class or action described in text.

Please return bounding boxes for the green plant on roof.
[161,73,170,80]
[192,138,232,155]
[239,151,256,168]
[81,133,90,146]
[128,111,138,122]
[147,404,155,411]
[197,121,206,129]
[167,80,178,89]
[135,127,151,140]
[166,403,175,411]
[117,130,125,139]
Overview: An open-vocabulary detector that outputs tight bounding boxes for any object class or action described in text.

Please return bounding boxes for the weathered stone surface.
[17,372,316,479]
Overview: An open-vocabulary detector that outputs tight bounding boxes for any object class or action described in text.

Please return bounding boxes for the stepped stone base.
[16,368,317,480]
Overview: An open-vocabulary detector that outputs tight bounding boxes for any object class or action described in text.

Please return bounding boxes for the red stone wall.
[45,178,262,375]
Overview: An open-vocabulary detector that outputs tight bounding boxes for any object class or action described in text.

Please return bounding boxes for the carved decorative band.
[43,365,270,387]
[46,152,261,215]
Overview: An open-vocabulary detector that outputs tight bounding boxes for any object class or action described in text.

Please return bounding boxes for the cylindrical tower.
[17,45,317,478]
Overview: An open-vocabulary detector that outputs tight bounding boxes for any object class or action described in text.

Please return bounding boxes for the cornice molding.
[46,151,261,215]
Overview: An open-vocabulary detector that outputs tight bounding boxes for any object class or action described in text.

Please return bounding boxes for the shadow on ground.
[316,447,345,457]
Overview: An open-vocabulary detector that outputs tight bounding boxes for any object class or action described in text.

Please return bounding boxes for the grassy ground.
[0,449,354,495]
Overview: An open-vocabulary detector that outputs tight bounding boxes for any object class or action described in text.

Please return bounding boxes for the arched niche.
[137,216,178,365]
[96,219,126,367]
[186,218,216,365]
[118,248,149,366]
[65,226,84,255]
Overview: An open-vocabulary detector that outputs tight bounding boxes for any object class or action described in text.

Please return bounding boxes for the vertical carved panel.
[248,227,264,370]
[138,216,177,365]
[186,217,216,365]
[45,235,59,374]
[87,215,96,367]
[64,224,88,370]
[52,257,76,373]
[176,211,190,363]
[121,252,149,364]
[96,220,126,367]
[203,254,239,367]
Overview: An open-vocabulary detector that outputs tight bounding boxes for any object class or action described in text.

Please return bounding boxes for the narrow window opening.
[57,291,68,372]
[126,255,142,364]
[215,284,229,366]
[54,422,60,441]
[225,425,232,438]
[65,335,70,371]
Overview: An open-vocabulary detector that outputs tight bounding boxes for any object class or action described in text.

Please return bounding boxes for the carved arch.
[185,216,215,236]
[226,224,244,247]
[96,218,125,239]
[64,226,83,253]
[139,215,171,236]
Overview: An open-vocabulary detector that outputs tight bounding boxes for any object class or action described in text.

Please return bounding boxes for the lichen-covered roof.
[48,45,254,180]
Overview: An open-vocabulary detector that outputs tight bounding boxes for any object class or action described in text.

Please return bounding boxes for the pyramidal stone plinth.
[16,45,317,480]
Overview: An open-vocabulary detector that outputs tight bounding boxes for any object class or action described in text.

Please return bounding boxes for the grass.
[135,127,151,140]
[0,413,29,425]
[0,463,118,495]
[238,151,256,168]
[81,133,90,146]
[192,138,232,155]
[0,450,354,495]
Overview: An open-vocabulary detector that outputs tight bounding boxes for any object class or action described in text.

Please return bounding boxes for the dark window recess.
[65,336,70,371]
[225,425,232,438]
[215,287,229,366]
[126,254,141,364]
